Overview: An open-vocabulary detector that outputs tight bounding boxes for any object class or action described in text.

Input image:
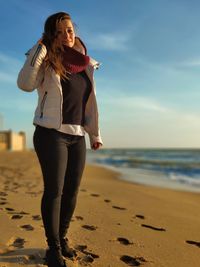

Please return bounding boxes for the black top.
[61,71,91,126]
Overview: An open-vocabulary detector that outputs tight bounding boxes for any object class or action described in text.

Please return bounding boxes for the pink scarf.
[62,45,90,74]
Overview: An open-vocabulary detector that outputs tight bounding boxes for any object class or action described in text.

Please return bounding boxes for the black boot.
[45,247,67,267]
[60,238,77,258]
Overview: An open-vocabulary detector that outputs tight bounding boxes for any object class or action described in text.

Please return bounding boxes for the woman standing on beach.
[17,12,103,267]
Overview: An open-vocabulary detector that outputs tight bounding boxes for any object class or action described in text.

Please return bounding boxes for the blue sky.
[1,0,200,148]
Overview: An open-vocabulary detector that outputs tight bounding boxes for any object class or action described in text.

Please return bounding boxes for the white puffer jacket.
[17,41,103,148]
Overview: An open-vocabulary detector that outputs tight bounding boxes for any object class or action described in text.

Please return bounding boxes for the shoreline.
[0,151,200,266]
[86,148,200,194]
[87,160,200,193]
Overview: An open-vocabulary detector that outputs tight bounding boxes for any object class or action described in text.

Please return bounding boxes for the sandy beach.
[0,151,200,267]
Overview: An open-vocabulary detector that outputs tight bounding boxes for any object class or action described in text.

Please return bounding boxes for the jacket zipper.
[30,44,42,67]
[40,91,47,118]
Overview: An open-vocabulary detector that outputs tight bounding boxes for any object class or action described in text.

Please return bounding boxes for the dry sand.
[0,151,200,267]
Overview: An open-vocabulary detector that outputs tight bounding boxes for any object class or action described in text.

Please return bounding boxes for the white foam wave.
[169,173,200,186]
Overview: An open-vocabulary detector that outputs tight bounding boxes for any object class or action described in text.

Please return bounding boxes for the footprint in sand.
[90,193,100,197]
[0,201,8,205]
[82,225,98,231]
[120,255,147,266]
[0,191,8,196]
[9,210,30,215]
[11,215,23,220]
[186,240,200,248]
[75,244,99,265]
[81,250,99,259]
[79,254,95,264]
[7,212,25,215]
[117,237,133,245]
[112,205,127,210]
[75,244,88,252]
[8,237,26,248]
[75,215,84,221]
[135,214,145,219]
[19,211,29,215]
[5,207,15,211]
[104,199,111,203]
[32,215,42,221]
[20,224,34,231]
[80,188,87,192]
[0,197,7,200]
[141,224,166,231]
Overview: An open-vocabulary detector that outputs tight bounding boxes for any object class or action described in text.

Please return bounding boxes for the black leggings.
[33,125,86,248]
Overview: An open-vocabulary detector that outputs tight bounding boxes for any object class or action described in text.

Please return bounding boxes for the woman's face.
[56,19,75,47]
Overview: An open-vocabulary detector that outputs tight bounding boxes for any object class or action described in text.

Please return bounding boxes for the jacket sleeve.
[89,131,103,149]
[17,43,47,92]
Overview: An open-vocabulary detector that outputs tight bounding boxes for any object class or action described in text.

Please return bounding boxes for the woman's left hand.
[92,142,102,150]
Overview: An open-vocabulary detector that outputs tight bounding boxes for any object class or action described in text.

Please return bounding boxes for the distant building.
[0,130,26,151]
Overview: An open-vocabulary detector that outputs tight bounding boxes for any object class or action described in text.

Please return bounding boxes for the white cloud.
[126,96,168,113]
[86,32,131,51]
[175,113,200,126]
[181,58,200,67]
[100,95,200,148]
[101,94,200,128]
[103,95,169,113]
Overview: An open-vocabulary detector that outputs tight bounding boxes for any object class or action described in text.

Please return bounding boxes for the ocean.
[86,148,200,193]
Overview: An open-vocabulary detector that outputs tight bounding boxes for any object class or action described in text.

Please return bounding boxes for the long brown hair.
[42,12,74,79]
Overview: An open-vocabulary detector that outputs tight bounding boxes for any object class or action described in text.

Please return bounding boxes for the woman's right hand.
[92,142,102,150]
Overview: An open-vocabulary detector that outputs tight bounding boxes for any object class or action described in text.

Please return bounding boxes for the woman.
[17,12,103,267]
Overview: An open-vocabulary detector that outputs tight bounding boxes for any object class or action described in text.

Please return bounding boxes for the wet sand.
[0,151,200,267]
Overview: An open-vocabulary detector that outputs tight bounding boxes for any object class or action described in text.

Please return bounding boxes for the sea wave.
[87,149,200,191]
